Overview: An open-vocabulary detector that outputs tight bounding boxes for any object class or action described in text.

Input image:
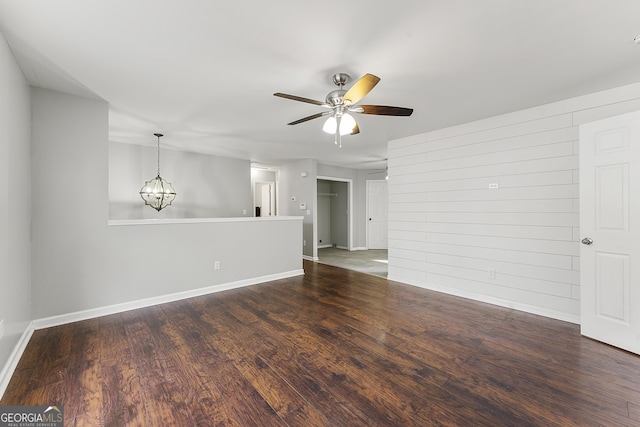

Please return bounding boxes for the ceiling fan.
[274,73,413,147]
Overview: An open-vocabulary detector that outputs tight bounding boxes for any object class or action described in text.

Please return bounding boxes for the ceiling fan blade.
[343,73,380,106]
[357,105,414,116]
[287,111,331,126]
[350,123,360,135]
[274,92,326,106]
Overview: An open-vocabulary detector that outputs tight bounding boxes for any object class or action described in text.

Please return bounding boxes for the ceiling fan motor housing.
[326,89,347,107]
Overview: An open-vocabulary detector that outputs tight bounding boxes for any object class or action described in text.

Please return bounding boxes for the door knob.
[581,237,593,245]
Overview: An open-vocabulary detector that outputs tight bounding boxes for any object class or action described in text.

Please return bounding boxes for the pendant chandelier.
[139,133,176,211]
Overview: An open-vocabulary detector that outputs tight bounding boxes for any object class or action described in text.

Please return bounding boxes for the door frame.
[315,176,353,260]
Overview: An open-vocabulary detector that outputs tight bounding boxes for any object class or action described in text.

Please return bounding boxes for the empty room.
[1,1,640,426]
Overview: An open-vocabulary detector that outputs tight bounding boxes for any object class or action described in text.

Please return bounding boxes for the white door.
[367,180,388,250]
[254,182,275,216]
[580,110,640,355]
[260,184,272,216]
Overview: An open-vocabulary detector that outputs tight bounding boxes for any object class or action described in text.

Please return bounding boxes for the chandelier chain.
[154,133,163,176]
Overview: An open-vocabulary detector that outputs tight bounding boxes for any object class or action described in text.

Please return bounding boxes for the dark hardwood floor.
[2,261,640,426]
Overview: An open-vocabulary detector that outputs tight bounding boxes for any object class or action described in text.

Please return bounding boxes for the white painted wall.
[278,159,316,258]
[109,141,252,219]
[388,82,640,323]
[31,88,302,319]
[0,28,31,383]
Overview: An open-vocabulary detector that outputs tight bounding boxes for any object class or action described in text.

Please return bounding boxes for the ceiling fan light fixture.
[323,113,357,136]
[322,116,337,134]
[340,113,356,135]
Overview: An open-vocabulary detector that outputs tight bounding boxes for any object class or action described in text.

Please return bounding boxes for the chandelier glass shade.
[139,133,176,211]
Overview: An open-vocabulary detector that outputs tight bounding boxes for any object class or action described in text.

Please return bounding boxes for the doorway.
[316,179,349,249]
[314,176,353,260]
[254,181,275,216]
[251,166,278,217]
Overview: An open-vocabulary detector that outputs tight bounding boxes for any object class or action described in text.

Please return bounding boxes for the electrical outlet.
[214,261,221,270]
[0,319,4,341]
[488,268,496,279]
[303,240,306,246]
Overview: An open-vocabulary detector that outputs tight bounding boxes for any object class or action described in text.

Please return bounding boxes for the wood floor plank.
[121,309,197,426]
[457,353,635,427]
[482,325,640,408]
[629,402,640,422]
[99,314,150,427]
[208,326,332,426]
[197,296,376,426]
[161,300,285,426]
[159,301,266,426]
[247,282,454,390]
[61,318,103,424]
[0,323,74,406]
[218,288,474,426]
[3,260,640,426]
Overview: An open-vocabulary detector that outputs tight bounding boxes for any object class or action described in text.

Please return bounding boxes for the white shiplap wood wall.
[388,82,640,323]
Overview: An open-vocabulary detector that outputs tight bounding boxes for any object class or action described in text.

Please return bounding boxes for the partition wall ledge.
[108,216,304,226]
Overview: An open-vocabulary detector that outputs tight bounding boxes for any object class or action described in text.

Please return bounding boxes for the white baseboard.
[316,246,372,252]
[0,322,35,400]
[388,274,580,325]
[32,269,305,330]
[302,255,319,261]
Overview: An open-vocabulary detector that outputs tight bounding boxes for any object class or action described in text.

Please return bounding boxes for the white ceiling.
[1,1,640,169]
